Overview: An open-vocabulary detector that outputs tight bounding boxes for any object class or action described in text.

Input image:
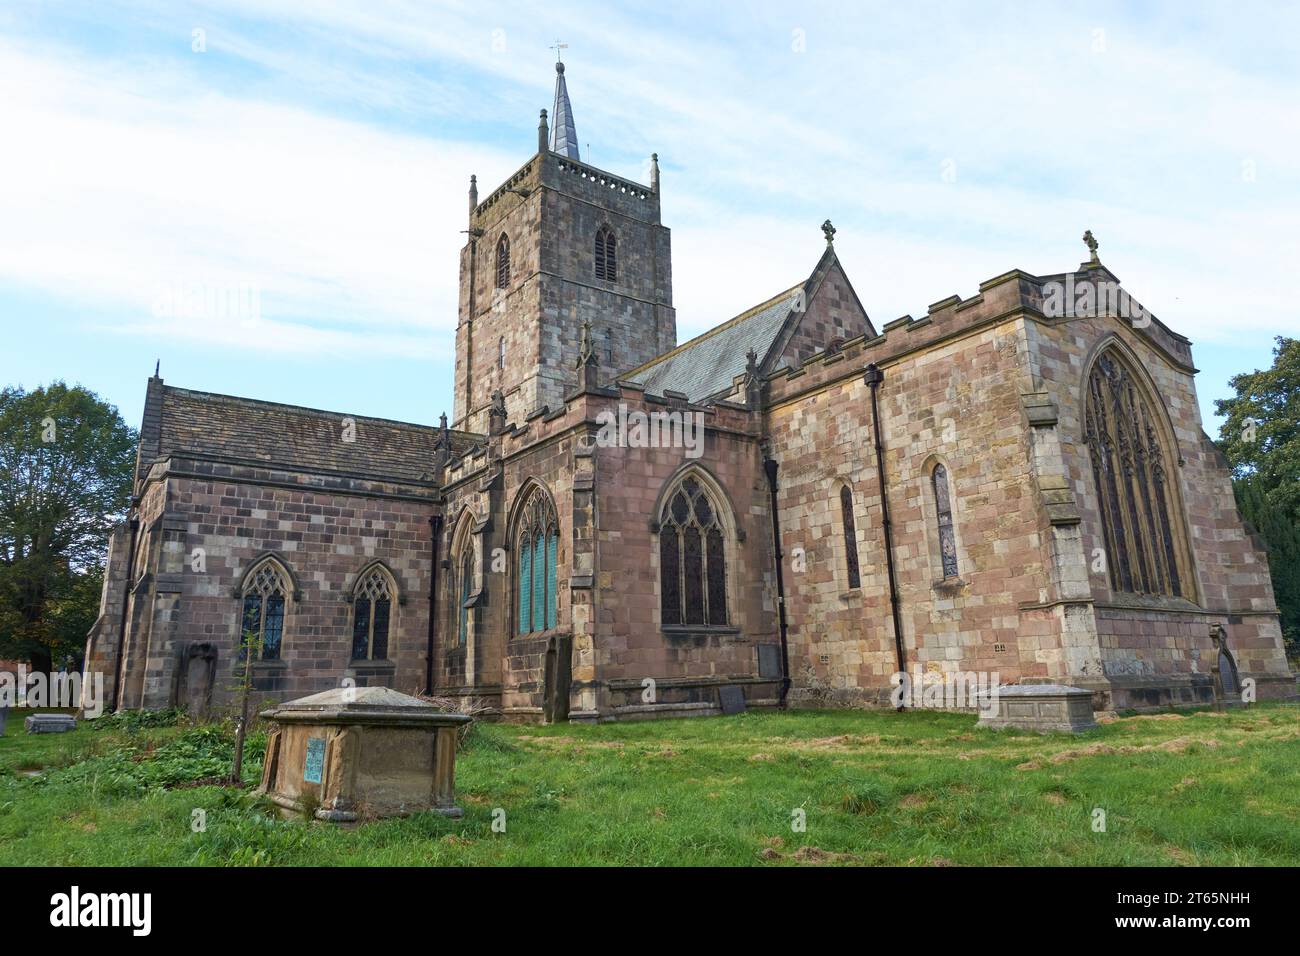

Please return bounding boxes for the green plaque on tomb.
[303,736,326,784]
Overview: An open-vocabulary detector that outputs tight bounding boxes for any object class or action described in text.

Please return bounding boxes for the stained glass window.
[840,485,861,589]
[1084,348,1186,597]
[516,487,559,635]
[239,558,288,661]
[352,567,393,660]
[458,551,473,646]
[496,234,510,289]
[659,475,728,626]
[933,464,959,579]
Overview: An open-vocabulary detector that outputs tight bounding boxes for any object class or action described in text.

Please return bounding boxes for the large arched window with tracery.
[516,487,559,635]
[659,474,728,627]
[239,557,289,661]
[1084,347,1187,598]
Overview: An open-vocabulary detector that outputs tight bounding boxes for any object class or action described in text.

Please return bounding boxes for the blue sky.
[2,1,1296,436]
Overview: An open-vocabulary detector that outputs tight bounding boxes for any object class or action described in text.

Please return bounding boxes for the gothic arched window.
[659,475,728,627]
[495,234,510,289]
[351,566,393,661]
[457,549,474,646]
[594,226,617,282]
[1084,347,1186,597]
[239,558,288,661]
[516,487,559,635]
[840,485,861,590]
[932,464,959,579]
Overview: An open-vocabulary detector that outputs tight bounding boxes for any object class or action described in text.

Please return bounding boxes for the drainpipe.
[762,457,792,707]
[865,363,907,706]
[425,513,444,695]
[110,513,139,713]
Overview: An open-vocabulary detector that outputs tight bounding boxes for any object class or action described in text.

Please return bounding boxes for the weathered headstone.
[718,684,747,716]
[976,684,1098,733]
[25,713,78,734]
[173,642,218,719]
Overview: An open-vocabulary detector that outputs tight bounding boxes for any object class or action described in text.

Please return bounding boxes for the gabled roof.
[154,385,474,484]
[619,285,804,402]
[618,245,869,403]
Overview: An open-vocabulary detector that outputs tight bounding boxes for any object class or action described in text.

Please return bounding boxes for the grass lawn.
[1,703,1297,866]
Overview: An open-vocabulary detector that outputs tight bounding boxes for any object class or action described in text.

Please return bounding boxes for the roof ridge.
[618,280,804,380]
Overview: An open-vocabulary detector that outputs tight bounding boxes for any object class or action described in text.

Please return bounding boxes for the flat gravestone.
[718,685,747,716]
[26,713,77,734]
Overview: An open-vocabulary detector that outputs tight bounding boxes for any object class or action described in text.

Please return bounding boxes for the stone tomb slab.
[976,684,1098,734]
[25,713,77,734]
[258,687,471,823]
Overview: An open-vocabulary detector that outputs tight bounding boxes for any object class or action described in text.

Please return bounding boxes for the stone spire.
[549,52,580,159]
[538,109,549,153]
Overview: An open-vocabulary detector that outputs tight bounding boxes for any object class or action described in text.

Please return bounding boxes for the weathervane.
[550,39,568,64]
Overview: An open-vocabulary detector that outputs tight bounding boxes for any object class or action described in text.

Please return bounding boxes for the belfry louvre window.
[932,464,959,579]
[840,485,862,590]
[1084,349,1185,597]
[495,234,510,289]
[516,489,559,635]
[594,227,616,281]
[351,567,393,661]
[659,476,728,627]
[240,559,287,661]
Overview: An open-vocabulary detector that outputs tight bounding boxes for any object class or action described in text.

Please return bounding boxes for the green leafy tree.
[1216,337,1300,519]
[1233,480,1300,656]
[0,383,136,673]
[1216,337,1300,659]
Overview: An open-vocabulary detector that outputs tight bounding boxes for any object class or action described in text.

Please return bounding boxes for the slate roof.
[619,284,805,402]
[155,385,473,484]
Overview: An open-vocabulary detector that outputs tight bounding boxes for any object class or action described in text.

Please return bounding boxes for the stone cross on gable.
[822,219,836,246]
[1083,229,1099,263]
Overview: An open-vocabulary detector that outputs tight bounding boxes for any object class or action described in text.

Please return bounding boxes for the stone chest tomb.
[258,687,470,822]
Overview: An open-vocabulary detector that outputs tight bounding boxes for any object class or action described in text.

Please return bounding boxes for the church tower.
[452,57,676,433]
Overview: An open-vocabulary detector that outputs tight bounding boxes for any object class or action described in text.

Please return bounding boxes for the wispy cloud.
[1,1,1296,401]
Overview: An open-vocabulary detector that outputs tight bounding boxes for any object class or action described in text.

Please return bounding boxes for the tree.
[1216,337,1300,659]
[1215,337,1300,520]
[0,383,136,673]
[1233,479,1300,657]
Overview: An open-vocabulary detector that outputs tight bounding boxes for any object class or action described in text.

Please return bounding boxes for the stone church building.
[85,62,1293,721]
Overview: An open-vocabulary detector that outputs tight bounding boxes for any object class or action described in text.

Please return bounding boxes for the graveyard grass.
[1,703,1298,866]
